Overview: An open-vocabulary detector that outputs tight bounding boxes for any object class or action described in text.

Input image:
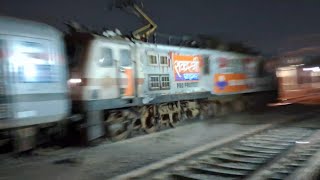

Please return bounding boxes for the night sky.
[1,0,320,55]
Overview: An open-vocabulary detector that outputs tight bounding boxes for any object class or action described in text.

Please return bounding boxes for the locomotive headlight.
[68,78,82,84]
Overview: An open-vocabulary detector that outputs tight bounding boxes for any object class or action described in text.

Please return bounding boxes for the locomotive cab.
[65,32,139,142]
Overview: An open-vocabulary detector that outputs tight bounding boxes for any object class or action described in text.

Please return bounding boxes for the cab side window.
[120,49,131,66]
[98,48,113,67]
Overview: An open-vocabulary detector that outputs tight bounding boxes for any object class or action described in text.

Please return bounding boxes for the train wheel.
[242,96,252,111]
[144,116,158,133]
[105,111,133,142]
[107,121,132,141]
[199,103,210,120]
[169,112,181,128]
[207,103,216,117]
[132,118,142,130]
[212,102,222,117]
[186,109,193,119]
[232,99,246,112]
[174,112,181,123]
[221,102,232,115]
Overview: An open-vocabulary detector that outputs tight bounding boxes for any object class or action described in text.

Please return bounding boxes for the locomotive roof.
[0,16,62,40]
[89,33,257,59]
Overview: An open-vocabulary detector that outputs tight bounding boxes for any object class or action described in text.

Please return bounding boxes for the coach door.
[117,46,135,98]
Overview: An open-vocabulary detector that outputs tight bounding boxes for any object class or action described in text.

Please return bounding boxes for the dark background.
[1,0,320,55]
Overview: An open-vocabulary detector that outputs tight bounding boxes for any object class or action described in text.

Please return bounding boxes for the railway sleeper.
[225,150,272,158]
[210,154,267,164]
[189,166,248,177]
[200,161,258,171]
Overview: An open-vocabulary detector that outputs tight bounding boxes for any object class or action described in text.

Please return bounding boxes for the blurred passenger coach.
[0,16,275,152]
[0,16,69,151]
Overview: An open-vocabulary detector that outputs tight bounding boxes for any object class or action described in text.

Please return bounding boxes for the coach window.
[160,55,169,66]
[98,48,113,67]
[120,49,131,66]
[160,75,170,89]
[0,40,4,82]
[149,75,160,90]
[148,54,158,65]
[0,39,4,59]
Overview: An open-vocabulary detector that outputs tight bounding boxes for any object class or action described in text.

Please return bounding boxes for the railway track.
[111,117,320,180]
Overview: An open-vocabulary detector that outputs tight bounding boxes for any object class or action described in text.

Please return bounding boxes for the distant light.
[68,78,82,84]
[99,58,105,63]
[268,102,292,107]
[295,141,310,144]
[303,67,320,72]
